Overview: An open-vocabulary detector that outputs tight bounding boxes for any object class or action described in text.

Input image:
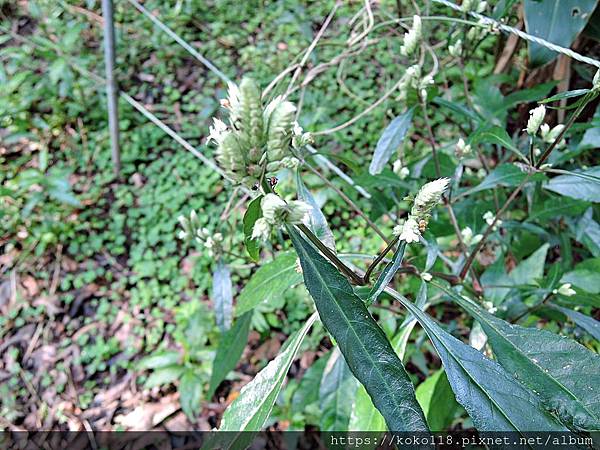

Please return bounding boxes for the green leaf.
[180,370,203,420]
[208,311,252,398]
[552,305,600,342]
[442,286,600,430]
[368,241,406,305]
[509,243,549,286]
[433,97,481,122]
[579,106,600,150]
[290,229,428,432]
[291,351,330,412]
[145,365,185,388]
[573,207,600,257]
[416,369,460,431]
[470,126,526,161]
[213,261,233,332]
[369,108,414,175]
[350,384,386,432]
[319,348,358,431]
[460,164,545,198]
[386,288,568,432]
[529,197,590,222]
[235,252,302,316]
[562,269,600,294]
[540,89,590,104]
[137,350,181,370]
[243,196,263,262]
[524,0,599,66]
[216,313,317,445]
[296,170,335,251]
[544,166,600,203]
[392,282,428,361]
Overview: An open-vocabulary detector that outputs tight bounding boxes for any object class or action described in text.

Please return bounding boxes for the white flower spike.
[526,105,546,136]
[400,16,422,56]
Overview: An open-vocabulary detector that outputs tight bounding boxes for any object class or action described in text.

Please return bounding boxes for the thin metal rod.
[102,0,121,176]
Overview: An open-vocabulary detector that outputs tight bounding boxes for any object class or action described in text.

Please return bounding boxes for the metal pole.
[102,0,121,176]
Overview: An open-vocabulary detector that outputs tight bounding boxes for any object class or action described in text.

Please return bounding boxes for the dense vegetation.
[1,0,599,439]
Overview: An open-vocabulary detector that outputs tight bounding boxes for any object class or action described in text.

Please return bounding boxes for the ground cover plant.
[1,0,600,444]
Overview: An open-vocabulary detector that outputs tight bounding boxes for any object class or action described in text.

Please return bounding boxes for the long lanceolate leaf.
[290,229,428,432]
[385,287,568,433]
[213,313,317,449]
[441,287,600,431]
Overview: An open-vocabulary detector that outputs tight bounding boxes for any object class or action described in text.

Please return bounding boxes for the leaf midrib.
[456,296,599,425]
[390,290,525,433]
[298,243,423,431]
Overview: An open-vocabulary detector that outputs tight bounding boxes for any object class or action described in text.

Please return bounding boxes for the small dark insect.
[267,177,278,188]
[252,183,260,191]
[418,219,427,233]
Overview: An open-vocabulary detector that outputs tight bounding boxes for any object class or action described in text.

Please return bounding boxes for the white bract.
[526,105,546,136]
[400,15,422,57]
[253,194,311,241]
[394,178,450,244]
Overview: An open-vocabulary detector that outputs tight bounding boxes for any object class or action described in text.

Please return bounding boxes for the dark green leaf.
[208,311,252,398]
[544,166,600,202]
[319,348,357,431]
[524,0,599,66]
[213,261,233,332]
[290,229,428,432]
[552,305,600,342]
[386,288,568,432]
[529,197,590,221]
[509,244,549,286]
[442,286,600,430]
[433,97,480,122]
[562,269,600,294]
[243,196,263,262]
[470,126,526,161]
[460,164,546,198]
[180,370,203,420]
[236,252,302,316]
[369,108,414,175]
[579,106,600,149]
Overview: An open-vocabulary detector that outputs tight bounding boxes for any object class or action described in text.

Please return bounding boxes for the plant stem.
[296,223,366,285]
[363,235,399,284]
[304,161,390,244]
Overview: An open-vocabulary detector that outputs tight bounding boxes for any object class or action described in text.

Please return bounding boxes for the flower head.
[526,105,546,135]
[411,178,450,218]
[393,217,421,243]
[261,193,311,227]
[540,123,565,144]
[395,178,450,244]
[400,16,422,57]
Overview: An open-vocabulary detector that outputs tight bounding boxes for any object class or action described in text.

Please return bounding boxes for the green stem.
[295,223,366,286]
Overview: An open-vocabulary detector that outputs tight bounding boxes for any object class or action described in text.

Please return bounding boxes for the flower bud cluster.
[177,210,223,257]
[252,194,311,241]
[455,138,472,158]
[208,77,311,186]
[400,16,422,57]
[393,178,450,244]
